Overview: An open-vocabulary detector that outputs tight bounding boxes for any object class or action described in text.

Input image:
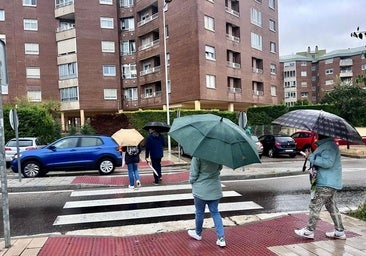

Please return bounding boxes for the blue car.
[11,135,123,178]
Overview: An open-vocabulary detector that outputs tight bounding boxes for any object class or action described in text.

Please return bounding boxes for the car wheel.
[21,160,42,178]
[179,146,185,156]
[290,153,296,158]
[98,158,115,175]
[268,149,275,158]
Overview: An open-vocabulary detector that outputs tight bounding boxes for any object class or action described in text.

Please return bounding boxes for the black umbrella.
[143,121,171,133]
[273,109,363,143]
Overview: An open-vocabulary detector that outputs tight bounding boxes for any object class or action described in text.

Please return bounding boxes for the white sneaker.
[136,180,141,187]
[294,228,314,239]
[325,230,346,240]
[216,237,226,247]
[188,230,202,241]
[128,185,134,189]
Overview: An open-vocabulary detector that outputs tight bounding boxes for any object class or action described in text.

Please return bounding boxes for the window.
[124,87,138,100]
[269,19,275,31]
[101,41,115,53]
[250,8,262,27]
[0,10,5,21]
[270,42,276,53]
[121,17,135,31]
[325,80,334,85]
[27,91,41,102]
[100,17,114,29]
[270,64,276,74]
[269,0,275,9]
[204,16,215,31]
[270,85,277,96]
[26,67,40,79]
[122,64,136,79]
[60,87,78,102]
[251,32,262,50]
[301,71,307,77]
[23,0,37,6]
[121,40,136,55]
[120,0,134,7]
[205,45,216,60]
[59,62,78,79]
[99,0,112,4]
[206,74,216,89]
[325,69,333,75]
[103,65,116,76]
[24,19,38,31]
[104,89,117,100]
[301,82,308,87]
[24,43,39,55]
[362,64,366,71]
[301,92,309,97]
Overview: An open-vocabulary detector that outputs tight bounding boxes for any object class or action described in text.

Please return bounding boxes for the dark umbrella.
[272,109,363,143]
[143,121,171,133]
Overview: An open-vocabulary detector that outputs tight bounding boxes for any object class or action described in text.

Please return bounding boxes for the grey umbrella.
[272,109,363,143]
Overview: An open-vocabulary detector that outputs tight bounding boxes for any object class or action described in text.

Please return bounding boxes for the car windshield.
[276,137,293,142]
[7,140,33,147]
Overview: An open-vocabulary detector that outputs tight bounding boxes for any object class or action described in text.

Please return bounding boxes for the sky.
[278,0,366,56]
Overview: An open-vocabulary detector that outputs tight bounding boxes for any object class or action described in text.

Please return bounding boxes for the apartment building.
[280,46,366,106]
[0,0,281,130]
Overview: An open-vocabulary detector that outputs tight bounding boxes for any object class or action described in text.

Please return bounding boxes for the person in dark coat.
[122,144,142,189]
[145,128,165,185]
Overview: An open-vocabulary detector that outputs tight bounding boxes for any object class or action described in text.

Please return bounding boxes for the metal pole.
[163,0,171,153]
[0,39,11,248]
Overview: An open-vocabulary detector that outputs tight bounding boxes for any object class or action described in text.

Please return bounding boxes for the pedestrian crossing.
[53,184,263,227]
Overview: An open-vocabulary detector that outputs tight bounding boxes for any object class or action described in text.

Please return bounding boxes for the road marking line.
[64,191,241,208]
[53,201,263,225]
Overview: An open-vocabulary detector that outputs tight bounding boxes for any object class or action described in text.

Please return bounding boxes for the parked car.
[258,134,297,158]
[291,131,318,152]
[11,135,123,178]
[5,137,43,168]
[251,135,263,158]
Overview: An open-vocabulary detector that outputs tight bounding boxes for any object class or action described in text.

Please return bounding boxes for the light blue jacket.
[189,157,223,201]
[308,137,342,190]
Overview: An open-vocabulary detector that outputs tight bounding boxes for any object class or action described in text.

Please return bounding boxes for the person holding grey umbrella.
[145,128,165,185]
[295,134,346,240]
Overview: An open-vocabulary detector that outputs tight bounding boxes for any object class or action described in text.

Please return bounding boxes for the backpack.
[127,146,139,155]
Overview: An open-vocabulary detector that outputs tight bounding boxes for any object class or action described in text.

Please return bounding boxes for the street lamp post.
[163,0,172,153]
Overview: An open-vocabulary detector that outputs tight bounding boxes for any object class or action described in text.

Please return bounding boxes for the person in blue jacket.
[145,128,165,185]
[295,134,346,240]
[187,157,226,247]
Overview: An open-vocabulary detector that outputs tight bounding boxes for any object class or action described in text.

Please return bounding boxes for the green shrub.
[349,200,366,221]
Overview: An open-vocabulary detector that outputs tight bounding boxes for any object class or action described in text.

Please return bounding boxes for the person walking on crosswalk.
[122,144,142,189]
[187,157,226,247]
[145,128,165,185]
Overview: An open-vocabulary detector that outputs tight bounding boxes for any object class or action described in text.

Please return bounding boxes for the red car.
[291,131,318,152]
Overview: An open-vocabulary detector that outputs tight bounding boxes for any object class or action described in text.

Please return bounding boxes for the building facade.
[280,46,366,106]
[0,0,281,131]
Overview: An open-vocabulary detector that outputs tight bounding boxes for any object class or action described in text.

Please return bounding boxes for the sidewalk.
[1,148,365,255]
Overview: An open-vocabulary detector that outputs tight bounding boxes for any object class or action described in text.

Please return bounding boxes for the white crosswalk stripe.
[54,184,263,226]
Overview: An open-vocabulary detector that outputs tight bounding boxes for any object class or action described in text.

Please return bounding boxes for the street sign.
[9,109,19,130]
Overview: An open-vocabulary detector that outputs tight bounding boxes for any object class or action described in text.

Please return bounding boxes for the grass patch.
[348,200,366,221]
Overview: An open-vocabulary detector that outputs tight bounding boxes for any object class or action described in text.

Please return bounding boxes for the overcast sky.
[278,0,366,56]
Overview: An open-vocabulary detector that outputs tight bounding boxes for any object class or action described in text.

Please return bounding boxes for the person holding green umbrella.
[187,157,226,247]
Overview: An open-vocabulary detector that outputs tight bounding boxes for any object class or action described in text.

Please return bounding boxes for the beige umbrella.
[112,128,144,146]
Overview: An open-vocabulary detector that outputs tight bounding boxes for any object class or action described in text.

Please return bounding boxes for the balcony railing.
[253,90,264,96]
[227,61,241,69]
[56,0,74,8]
[226,34,240,43]
[137,13,158,27]
[56,24,75,32]
[228,87,242,93]
[138,39,160,51]
[225,7,240,17]
[141,91,162,99]
[252,67,263,74]
[339,59,353,66]
[139,66,161,76]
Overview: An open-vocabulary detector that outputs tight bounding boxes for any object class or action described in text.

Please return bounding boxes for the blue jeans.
[194,196,224,238]
[127,163,140,186]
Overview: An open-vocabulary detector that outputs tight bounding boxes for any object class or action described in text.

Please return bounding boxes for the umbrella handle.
[302,158,308,172]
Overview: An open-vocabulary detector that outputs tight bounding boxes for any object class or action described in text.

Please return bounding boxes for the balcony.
[56,27,76,41]
[138,39,160,51]
[253,90,264,96]
[140,91,163,106]
[139,66,161,76]
[227,87,242,93]
[340,59,353,66]
[226,34,240,43]
[225,7,239,17]
[55,1,75,19]
[252,67,263,74]
[137,13,158,27]
[339,70,353,78]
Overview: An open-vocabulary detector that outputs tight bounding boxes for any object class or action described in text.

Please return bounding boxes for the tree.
[320,84,366,126]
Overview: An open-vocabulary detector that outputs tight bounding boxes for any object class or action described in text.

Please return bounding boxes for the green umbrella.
[168,114,261,169]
